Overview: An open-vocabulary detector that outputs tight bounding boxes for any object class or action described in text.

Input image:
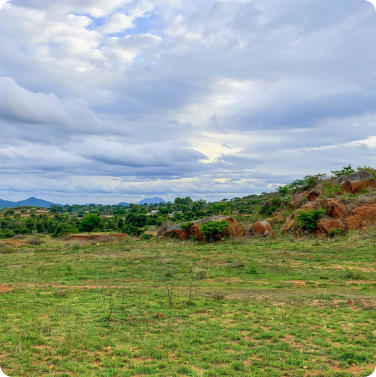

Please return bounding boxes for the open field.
[1,232,376,376]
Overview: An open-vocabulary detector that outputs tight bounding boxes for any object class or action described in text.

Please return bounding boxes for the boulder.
[267,214,284,225]
[162,216,245,242]
[316,219,345,237]
[308,189,322,202]
[320,198,346,218]
[345,205,376,230]
[333,170,373,194]
[253,220,274,237]
[162,225,190,240]
[290,191,309,209]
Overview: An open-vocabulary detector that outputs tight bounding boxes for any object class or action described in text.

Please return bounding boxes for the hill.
[0,197,58,209]
[136,197,166,205]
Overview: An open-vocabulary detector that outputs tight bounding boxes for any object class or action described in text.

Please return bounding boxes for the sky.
[1,0,376,204]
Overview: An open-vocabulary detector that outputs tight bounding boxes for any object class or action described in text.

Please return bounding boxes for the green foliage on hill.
[200,220,230,243]
[295,209,325,231]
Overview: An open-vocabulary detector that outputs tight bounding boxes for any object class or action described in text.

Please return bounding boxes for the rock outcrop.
[253,221,274,237]
[345,205,376,230]
[162,216,245,242]
[290,191,308,209]
[316,219,345,237]
[321,198,346,219]
[334,170,373,194]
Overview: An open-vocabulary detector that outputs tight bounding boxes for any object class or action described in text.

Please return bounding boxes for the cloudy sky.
[0,0,376,204]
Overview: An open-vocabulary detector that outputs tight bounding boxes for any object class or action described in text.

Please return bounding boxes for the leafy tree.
[126,213,147,228]
[79,214,103,232]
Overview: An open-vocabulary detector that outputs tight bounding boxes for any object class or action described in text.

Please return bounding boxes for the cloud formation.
[1,0,376,203]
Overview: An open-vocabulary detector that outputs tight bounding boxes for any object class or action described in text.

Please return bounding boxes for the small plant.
[329,228,345,238]
[295,209,325,231]
[65,264,74,275]
[247,264,258,274]
[322,181,341,198]
[140,233,153,240]
[194,269,207,280]
[200,220,230,243]
[95,282,123,321]
[212,292,226,301]
[345,269,364,280]
[71,242,81,251]
[165,283,174,309]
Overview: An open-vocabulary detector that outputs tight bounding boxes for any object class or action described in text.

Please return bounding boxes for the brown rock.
[316,219,345,237]
[345,205,376,230]
[290,191,309,209]
[163,216,245,242]
[253,220,274,237]
[267,215,284,225]
[321,198,346,218]
[308,189,322,202]
[334,170,373,194]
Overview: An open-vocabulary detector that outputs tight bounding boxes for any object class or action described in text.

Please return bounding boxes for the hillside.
[136,197,166,205]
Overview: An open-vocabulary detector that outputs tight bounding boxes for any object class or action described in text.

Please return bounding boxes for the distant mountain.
[117,202,130,206]
[0,197,59,209]
[136,197,166,205]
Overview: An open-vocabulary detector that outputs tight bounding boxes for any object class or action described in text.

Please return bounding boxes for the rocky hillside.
[264,169,376,237]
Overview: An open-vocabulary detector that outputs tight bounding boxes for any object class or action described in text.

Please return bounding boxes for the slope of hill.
[136,197,166,205]
[117,202,130,206]
[0,197,58,209]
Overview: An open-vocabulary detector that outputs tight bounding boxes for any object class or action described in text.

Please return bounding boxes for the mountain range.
[0,197,58,209]
[135,197,166,205]
[0,196,167,209]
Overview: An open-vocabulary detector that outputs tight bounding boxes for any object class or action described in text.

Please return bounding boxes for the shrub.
[345,269,364,280]
[140,233,153,240]
[277,185,289,197]
[200,220,230,243]
[329,229,345,238]
[180,222,193,232]
[331,165,355,178]
[322,181,341,198]
[295,209,325,231]
[52,223,78,238]
[0,244,15,254]
[27,239,43,246]
[0,230,16,239]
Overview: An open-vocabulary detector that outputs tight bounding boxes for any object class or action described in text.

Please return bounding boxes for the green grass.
[1,233,376,376]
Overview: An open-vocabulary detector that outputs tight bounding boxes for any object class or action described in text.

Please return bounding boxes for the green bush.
[295,209,325,231]
[200,220,230,243]
[180,222,193,231]
[328,228,345,238]
[322,181,341,198]
[52,223,78,238]
[140,233,153,240]
[331,165,355,178]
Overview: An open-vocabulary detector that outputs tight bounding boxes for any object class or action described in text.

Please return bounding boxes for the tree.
[79,214,103,232]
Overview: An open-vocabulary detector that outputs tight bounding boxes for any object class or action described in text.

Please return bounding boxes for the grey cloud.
[0,0,376,203]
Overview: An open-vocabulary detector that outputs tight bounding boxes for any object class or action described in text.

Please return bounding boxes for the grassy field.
[1,232,376,376]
